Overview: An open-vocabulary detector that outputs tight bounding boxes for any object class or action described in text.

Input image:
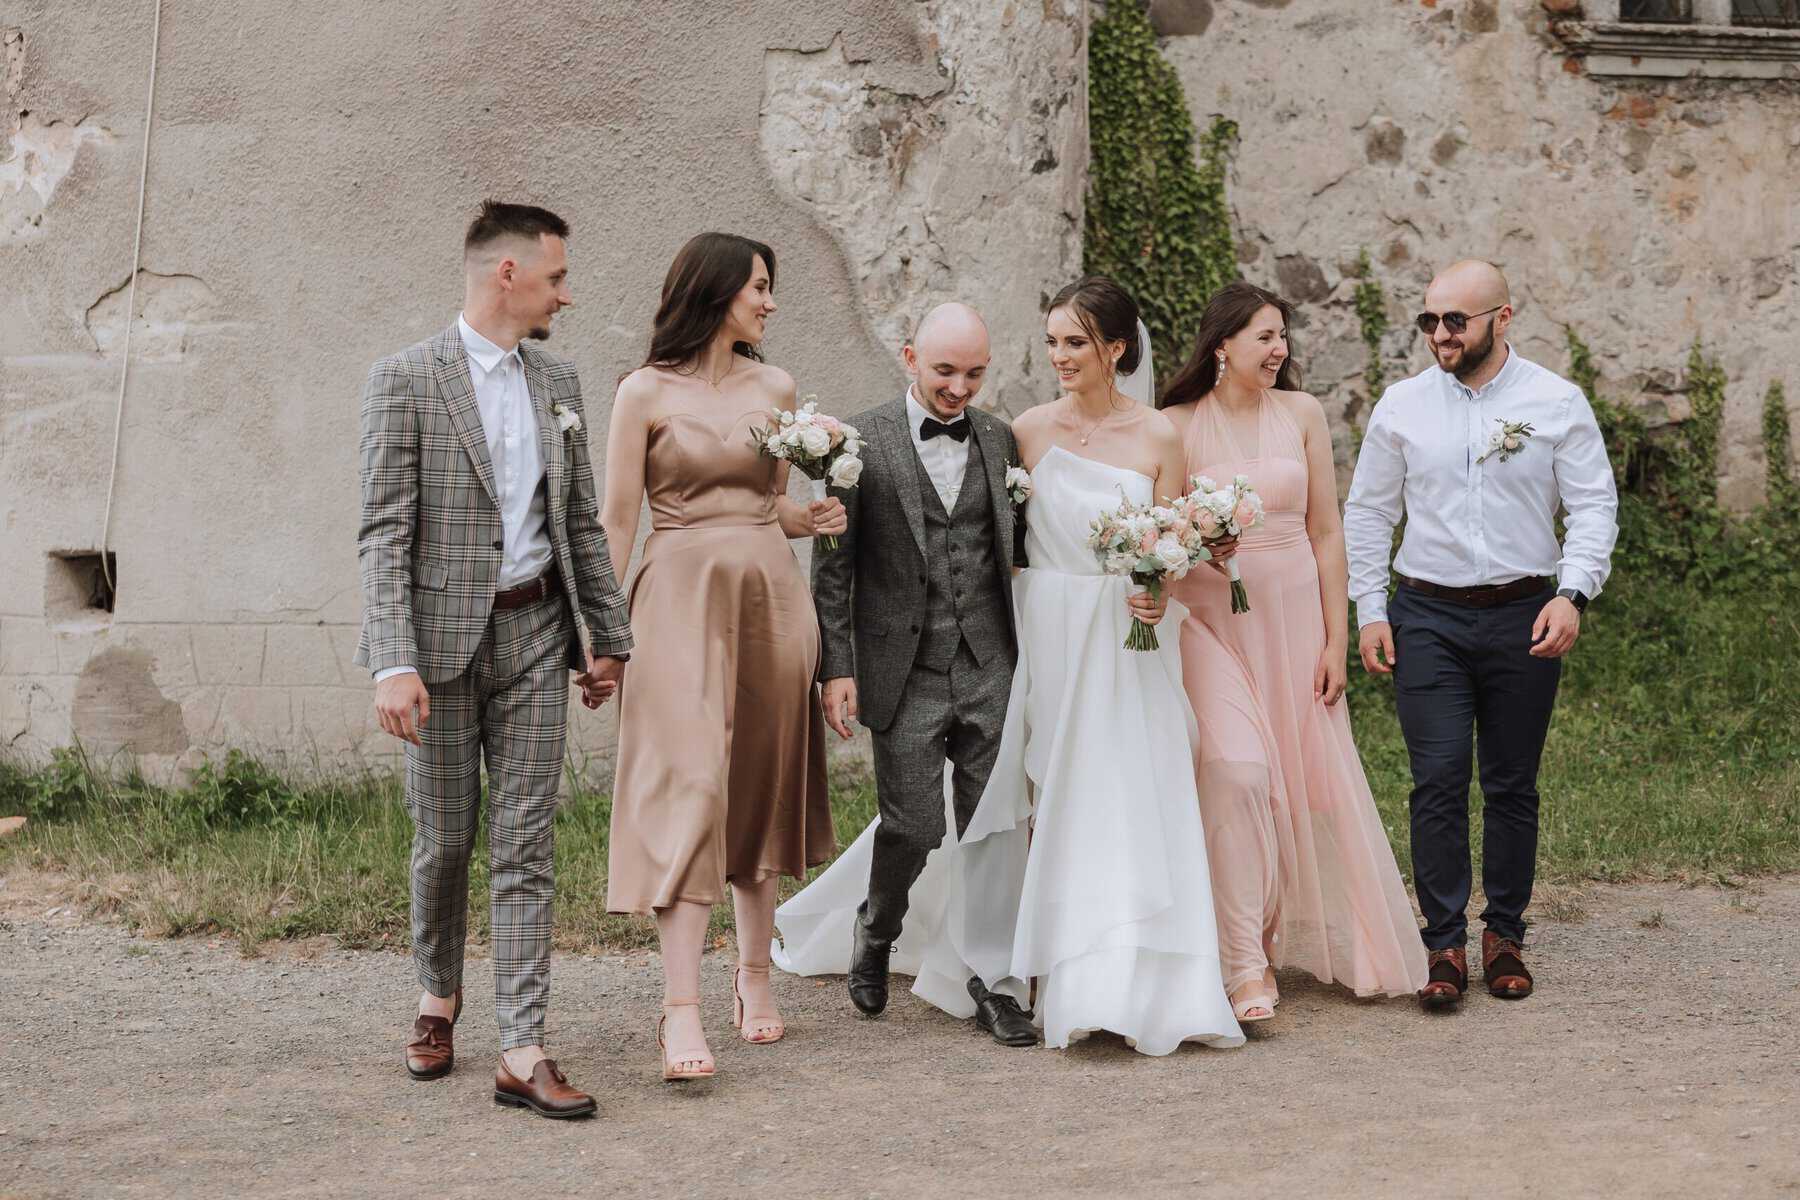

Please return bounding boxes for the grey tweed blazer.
[353,324,633,684]
[812,399,1020,732]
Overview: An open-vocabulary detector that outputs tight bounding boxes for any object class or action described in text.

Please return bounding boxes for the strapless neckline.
[1039,444,1156,489]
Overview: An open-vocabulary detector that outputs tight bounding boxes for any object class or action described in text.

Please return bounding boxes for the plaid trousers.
[404,592,570,1050]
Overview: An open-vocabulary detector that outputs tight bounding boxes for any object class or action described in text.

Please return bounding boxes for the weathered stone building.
[0,1,1086,774]
[5,0,1793,774]
[1151,0,1800,500]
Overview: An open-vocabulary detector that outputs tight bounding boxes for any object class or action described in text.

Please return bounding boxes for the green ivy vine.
[1084,0,1238,383]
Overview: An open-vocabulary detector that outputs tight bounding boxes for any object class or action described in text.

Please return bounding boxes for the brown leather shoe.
[1482,930,1534,999]
[494,1059,597,1120]
[404,989,462,1080]
[1418,947,1467,1011]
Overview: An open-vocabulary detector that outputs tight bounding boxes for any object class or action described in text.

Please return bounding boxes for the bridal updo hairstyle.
[1048,275,1143,389]
[1158,281,1301,409]
[644,231,776,371]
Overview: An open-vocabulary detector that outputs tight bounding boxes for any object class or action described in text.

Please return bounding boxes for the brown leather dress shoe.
[1418,947,1467,1011]
[404,989,462,1080]
[494,1059,597,1120]
[1482,931,1534,999]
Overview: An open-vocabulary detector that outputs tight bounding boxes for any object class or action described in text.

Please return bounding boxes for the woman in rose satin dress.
[600,233,842,1080]
[1163,282,1426,1018]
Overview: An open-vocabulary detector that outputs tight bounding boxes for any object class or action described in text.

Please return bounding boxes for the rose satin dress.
[606,409,833,914]
[1169,394,1426,998]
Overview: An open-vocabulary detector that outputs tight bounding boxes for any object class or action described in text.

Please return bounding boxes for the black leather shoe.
[968,977,1039,1047]
[848,918,893,1017]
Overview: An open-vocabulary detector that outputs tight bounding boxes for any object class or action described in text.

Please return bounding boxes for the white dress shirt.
[373,315,553,683]
[905,387,970,510]
[1343,345,1619,628]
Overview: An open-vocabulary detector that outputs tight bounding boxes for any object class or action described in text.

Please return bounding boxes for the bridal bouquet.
[1087,493,1212,652]
[751,396,863,551]
[1187,474,1265,613]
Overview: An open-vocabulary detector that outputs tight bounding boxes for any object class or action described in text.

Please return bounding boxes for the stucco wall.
[1149,0,1799,499]
[0,0,1086,775]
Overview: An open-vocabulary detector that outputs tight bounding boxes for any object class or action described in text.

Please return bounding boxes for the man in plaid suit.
[355,201,632,1119]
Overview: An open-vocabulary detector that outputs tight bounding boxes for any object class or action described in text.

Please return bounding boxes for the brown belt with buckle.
[493,568,560,610]
[1395,573,1554,608]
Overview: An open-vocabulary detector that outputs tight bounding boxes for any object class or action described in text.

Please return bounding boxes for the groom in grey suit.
[816,303,1037,1047]
[355,201,632,1117]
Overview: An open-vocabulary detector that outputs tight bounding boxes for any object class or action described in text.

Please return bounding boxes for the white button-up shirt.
[373,316,552,683]
[905,386,970,510]
[1343,346,1619,628]
[458,314,552,590]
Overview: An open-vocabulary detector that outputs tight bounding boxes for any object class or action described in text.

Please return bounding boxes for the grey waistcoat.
[912,431,1009,673]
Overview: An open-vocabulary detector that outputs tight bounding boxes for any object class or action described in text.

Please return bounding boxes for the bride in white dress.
[775,278,1243,1054]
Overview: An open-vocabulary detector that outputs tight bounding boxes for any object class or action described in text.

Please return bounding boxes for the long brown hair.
[1158,281,1301,409]
[644,232,776,370]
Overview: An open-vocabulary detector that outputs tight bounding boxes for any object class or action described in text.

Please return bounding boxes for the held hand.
[575,652,626,709]
[808,498,847,537]
[1127,588,1168,627]
[821,677,860,740]
[1314,644,1348,706]
[374,673,431,745]
[1530,596,1581,658]
[1358,621,1397,676]
[1204,535,1240,576]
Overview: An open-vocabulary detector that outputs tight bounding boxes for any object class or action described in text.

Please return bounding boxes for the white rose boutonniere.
[551,402,581,436]
[1005,465,1033,506]
[1476,418,1534,465]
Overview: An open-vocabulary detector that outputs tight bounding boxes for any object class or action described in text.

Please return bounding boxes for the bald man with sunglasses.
[1344,260,1618,1011]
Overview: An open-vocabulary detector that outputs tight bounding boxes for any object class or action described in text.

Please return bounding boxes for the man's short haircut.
[464,200,570,254]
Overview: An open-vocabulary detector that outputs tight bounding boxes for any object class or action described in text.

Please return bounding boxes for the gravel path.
[2,875,1796,1199]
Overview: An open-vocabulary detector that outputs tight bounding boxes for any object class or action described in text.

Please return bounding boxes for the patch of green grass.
[2,577,1793,954]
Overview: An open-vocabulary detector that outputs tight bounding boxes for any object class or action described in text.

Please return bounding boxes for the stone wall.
[0,0,1086,776]
[1150,0,1800,502]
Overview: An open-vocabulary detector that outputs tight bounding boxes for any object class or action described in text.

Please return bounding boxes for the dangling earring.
[1216,351,1227,378]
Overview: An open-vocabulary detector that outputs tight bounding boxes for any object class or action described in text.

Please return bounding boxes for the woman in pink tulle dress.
[1163,282,1426,1020]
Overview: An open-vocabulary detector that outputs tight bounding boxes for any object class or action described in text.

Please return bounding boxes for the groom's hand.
[1358,621,1397,675]
[1530,596,1581,658]
[575,652,626,709]
[821,677,859,740]
[374,672,431,745]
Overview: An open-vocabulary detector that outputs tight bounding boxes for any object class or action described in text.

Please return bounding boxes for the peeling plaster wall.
[1152,0,1800,504]
[1,1,1087,777]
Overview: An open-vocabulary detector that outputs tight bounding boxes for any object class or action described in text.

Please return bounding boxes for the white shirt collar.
[1444,342,1519,402]
[905,385,966,433]
[458,313,522,377]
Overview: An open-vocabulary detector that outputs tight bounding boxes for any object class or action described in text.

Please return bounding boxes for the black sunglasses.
[1415,305,1503,336]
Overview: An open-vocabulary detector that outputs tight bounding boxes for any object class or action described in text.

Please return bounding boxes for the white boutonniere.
[1005,465,1033,506]
[551,402,581,436]
[1476,418,1535,465]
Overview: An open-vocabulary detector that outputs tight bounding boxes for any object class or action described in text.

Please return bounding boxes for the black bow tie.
[919,417,970,443]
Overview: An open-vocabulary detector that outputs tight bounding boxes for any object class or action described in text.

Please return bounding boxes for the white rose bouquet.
[1087,492,1209,652]
[750,396,863,551]
[1187,474,1265,614]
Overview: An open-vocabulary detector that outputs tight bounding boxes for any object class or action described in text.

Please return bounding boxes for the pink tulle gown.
[1168,393,1426,1001]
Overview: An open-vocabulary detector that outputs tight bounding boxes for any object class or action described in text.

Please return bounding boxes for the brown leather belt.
[493,568,560,610]
[1395,573,1554,608]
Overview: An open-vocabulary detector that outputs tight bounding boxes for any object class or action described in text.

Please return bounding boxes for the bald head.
[1427,259,1511,313]
[1422,260,1513,384]
[905,302,992,421]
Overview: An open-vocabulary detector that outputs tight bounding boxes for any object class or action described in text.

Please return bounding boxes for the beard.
[1440,321,1497,380]
[526,323,552,342]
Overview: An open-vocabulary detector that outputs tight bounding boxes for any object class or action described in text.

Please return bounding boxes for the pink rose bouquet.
[1187,473,1265,613]
[750,396,863,551]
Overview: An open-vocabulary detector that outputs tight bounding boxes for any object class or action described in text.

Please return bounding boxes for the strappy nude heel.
[1230,983,1276,1024]
[1263,966,1281,1009]
[657,1000,716,1080]
[732,963,786,1044]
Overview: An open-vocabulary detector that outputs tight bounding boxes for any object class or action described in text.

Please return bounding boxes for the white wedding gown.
[773,446,1244,1055]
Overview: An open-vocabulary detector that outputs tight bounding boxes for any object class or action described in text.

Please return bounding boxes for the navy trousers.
[1390,583,1562,950]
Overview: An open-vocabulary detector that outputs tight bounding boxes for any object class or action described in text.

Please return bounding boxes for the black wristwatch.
[594,650,630,663]
[1556,588,1588,614]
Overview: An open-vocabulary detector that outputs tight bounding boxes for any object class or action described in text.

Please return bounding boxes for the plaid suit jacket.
[353,324,633,684]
